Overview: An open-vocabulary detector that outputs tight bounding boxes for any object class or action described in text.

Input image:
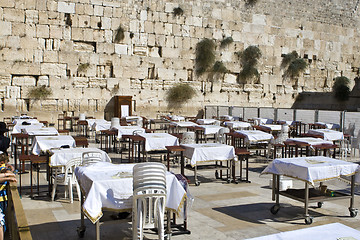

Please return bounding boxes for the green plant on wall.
[28,85,52,100]
[236,45,261,83]
[114,25,125,43]
[333,76,350,101]
[166,83,196,109]
[281,51,307,79]
[195,38,215,77]
[173,7,184,17]
[220,37,233,48]
[77,63,90,73]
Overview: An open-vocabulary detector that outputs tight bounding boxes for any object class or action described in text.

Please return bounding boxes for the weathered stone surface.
[58,2,76,14]
[12,76,36,86]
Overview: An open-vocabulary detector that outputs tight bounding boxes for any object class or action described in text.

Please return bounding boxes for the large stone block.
[6,86,20,99]
[25,10,38,24]
[3,8,25,22]
[38,75,49,86]
[58,1,75,13]
[114,44,128,55]
[0,21,11,36]
[40,63,67,76]
[36,24,50,38]
[158,68,175,80]
[94,5,104,16]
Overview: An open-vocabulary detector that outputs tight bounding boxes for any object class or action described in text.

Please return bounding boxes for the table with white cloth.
[111,125,145,139]
[181,143,236,185]
[196,119,218,125]
[12,118,39,125]
[261,156,359,224]
[219,115,234,121]
[12,122,44,134]
[137,133,179,152]
[24,127,59,136]
[307,129,344,141]
[284,137,337,158]
[245,223,360,240]
[253,117,273,125]
[169,121,198,133]
[49,147,111,167]
[224,121,251,130]
[168,115,185,122]
[31,135,76,155]
[75,162,187,238]
[91,120,111,131]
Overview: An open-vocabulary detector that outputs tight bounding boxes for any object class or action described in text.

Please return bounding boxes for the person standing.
[0,123,10,156]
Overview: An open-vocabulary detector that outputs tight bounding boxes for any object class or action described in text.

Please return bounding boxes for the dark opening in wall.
[187,69,193,81]
[1,98,4,112]
[65,13,72,27]
[158,46,162,57]
[148,65,156,79]
[304,54,308,59]
[66,69,71,77]
[25,99,30,111]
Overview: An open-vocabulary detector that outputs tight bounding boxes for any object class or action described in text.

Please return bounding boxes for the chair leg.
[51,181,57,201]
[69,181,73,203]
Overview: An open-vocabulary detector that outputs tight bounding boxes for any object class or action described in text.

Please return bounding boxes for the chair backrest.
[344,123,355,136]
[133,130,143,135]
[133,162,167,190]
[81,151,103,166]
[65,157,82,181]
[181,132,195,144]
[216,127,229,144]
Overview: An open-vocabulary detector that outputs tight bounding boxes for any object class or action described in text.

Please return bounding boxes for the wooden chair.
[74,137,89,148]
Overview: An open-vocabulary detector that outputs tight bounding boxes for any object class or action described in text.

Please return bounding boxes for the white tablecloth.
[12,122,44,134]
[196,119,218,125]
[236,130,274,144]
[170,121,198,128]
[31,135,76,155]
[315,122,340,130]
[224,121,251,129]
[308,129,344,141]
[88,119,110,131]
[246,223,360,240]
[220,115,234,121]
[49,147,111,167]
[278,120,295,125]
[181,143,235,167]
[24,127,59,136]
[168,115,185,121]
[12,118,39,125]
[111,125,145,139]
[137,133,179,151]
[261,156,360,185]
[259,124,282,132]
[75,162,187,223]
[198,125,224,135]
[253,117,273,125]
[285,137,333,146]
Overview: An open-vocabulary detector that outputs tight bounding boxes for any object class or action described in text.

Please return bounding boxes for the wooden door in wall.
[114,96,132,118]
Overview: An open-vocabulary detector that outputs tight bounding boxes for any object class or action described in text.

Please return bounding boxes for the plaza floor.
[15,138,360,240]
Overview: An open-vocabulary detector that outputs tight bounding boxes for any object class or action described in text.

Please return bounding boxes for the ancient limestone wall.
[0,0,359,122]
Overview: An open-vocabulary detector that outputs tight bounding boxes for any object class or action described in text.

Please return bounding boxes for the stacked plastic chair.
[181,132,195,144]
[51,157,82,203]
[216,127,230,144]
[132,162,167,240]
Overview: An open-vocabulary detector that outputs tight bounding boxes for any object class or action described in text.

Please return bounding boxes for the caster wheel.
[270,205,280,215]
[215,171,219,179]
[350,210,358,218]
[317,202,323,208]
[305,217,313,225]
[77,227,86,238]
[227,179,231,183]
[195,181,201,186]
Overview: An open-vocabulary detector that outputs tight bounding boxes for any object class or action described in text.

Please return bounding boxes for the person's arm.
[5,163,14,172]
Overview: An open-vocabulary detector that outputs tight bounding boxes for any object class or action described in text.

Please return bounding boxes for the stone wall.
[0,0,359,122]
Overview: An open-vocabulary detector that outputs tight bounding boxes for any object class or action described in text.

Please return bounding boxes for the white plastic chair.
[132,162,167,240]
[81,151,103,166]
[216,127,230,144]
[181,132,195,144]
[51,157,81,203]
[267,125,289,160]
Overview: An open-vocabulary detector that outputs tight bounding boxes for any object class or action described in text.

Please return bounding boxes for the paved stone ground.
[14,136,360,240]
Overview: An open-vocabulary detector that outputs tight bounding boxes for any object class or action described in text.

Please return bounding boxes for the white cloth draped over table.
[87,119,110,131]
[75,162,187,224]
[168,115,185,121]
[261,156,360,185]
[12,118,39,125]
[181,143,236,167]
[307,129,344,141]
[170,121,198,128]
[23,127,59,136]
[224,121,251,129]
[12,122,44,134]
[285,137,333,147]
[137,133,179,152]
[111,125,145,139]
[253,118,273,125]
[197,125,224,135]
[49,147,111,167]
[196,119,218,125]
[259,124,282,132]
[31,135,76,155]
[236,130,274,144]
